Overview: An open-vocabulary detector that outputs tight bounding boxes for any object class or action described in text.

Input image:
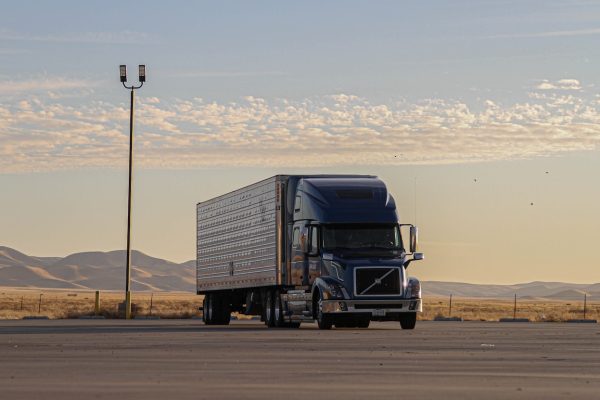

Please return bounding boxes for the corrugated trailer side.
[196,176,283,292]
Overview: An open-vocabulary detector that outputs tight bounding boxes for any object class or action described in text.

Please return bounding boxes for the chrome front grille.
[354,267,402,296]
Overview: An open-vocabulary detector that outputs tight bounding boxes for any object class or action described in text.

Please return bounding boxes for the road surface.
[0,320,599,399]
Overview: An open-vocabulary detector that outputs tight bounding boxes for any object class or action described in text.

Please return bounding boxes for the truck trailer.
[197,175,424,329]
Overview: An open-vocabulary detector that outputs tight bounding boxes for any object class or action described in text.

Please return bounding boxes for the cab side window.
[292,227,300,249]
[294,195,302,212]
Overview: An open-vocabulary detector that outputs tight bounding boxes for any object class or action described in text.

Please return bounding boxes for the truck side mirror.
[301,226,319,256]
[300,227,309,254]
[409,226,418,253]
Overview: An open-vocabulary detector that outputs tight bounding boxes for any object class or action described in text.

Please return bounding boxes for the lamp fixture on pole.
[119,64,146,320]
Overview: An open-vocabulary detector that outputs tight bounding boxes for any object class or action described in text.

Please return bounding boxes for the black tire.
[216,294,231,325]
[274,290,285,328]
[265,290,275,327]
[400,313,417,330]
[204,293,215,325]
[316,292,333,330]
[205,293,231,325]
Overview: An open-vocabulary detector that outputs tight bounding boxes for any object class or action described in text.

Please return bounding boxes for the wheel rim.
[274,294,281,324]
[206,295,212,322]
[317,298,324,323]
[266,293,272,323]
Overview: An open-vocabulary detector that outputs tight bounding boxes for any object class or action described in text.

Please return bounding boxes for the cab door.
[290,224,305,286]
[306,225,321,284]
[291,224,321,286]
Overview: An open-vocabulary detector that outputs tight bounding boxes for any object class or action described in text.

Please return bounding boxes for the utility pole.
[119,64,146,319]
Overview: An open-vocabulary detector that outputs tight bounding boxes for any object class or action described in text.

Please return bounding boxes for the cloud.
[1,90,600,173]
[536,79,582,91]
[0,30,152,44]
[487,27,600,39]
[168,70,288,78]
[0,48,29,55]
[0,77,97,94]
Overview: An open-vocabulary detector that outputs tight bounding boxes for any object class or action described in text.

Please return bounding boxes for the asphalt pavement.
[1,319,599,399]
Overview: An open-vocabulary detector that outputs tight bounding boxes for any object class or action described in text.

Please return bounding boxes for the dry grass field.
[0,288,201,320]
[423,296,598,322]
[0,288,597,321]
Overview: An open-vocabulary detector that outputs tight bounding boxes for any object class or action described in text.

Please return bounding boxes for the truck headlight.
[407,278,421,299]
[323,282,345,300]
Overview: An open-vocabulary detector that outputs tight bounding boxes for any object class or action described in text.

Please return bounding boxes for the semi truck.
[197,175,424,329]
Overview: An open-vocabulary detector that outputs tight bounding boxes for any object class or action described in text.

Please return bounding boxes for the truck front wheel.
[399,313,417,330]
[316,293,333,330]
[264,290,275,327]
[274,290,285,328]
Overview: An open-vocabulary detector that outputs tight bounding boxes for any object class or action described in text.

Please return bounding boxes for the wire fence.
[422,294,599,322]
[0,290,201,319]
[0,289,597,322]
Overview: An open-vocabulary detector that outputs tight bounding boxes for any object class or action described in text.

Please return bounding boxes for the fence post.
[38,294,43,314]
[149,293,153,316]
[95,291,100,316]
[583,293,587,320]
[20,296,24,311]
[513,294,517,320]
[449,294,453,317]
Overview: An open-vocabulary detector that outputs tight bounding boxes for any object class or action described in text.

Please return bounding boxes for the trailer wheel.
[399,312,417,330]
[216,294,231,325]
[201,295,207,323]
[204,293,214,325]
[316,293,333,330]
[264,290,275,327]
[204,293,231,325]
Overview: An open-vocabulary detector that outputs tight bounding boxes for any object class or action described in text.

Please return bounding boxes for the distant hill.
[0,246,195,292]
[0,245,597,299]
[423,280,598,300]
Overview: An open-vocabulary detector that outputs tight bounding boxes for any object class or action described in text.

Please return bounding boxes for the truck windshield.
[322,224,402,251]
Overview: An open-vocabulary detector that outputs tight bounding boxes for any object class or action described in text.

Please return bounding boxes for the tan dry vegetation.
[421,296,599,322]
[0,288,597,322]
[0,288,202,319]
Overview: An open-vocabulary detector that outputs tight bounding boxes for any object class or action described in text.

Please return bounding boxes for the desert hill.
[422,280,598,300]
[0,246,597,299]
[0,246,194,292]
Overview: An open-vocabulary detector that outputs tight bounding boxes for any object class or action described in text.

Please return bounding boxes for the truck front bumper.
[321,299,422,314]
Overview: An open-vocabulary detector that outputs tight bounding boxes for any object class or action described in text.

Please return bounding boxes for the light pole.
[120,64,146,319]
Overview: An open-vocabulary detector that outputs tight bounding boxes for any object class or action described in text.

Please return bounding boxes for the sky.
[1,1,600,284]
